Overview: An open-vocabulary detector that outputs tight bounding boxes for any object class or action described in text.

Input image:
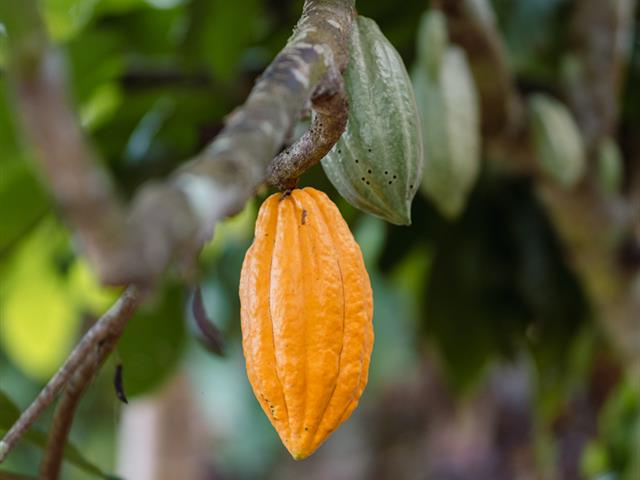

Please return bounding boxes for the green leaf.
[0,391,21,424]
[0,161,48,255]
[0,221,81,381]
[0,391,117,479]
[491,0,566,80]
[117,281,186,396]
[423,177,588,393]
[187,0,263,82]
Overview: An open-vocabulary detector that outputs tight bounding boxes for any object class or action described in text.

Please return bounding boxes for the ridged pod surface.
[321,16,423,225]
[239,187,374,459]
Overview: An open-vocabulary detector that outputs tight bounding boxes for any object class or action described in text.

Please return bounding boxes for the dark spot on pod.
[366,181,370,185]
[388,181,392,185]
[384,171,388,175]
[304,427,309,431]
[301,209,307,225]
[410,184,414,189]
[338,149,341,154]
[367,169,372,174]
[393,175,397,179]
[355,159,359,164]
[367,148,372,153]
[361,177,366,181]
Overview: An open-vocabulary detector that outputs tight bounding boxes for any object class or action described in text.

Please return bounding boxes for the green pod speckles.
[413,46,481,219]
[321,16,424,226]
[529,94,586,188]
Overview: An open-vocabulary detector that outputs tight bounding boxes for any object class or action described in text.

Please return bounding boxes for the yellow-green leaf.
[0,222,80,380]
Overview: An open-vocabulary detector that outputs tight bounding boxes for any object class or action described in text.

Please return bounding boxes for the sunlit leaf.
[67,258,121,315]
[42,0,100,41]
[80,83,123,131]
[0,222,80,381]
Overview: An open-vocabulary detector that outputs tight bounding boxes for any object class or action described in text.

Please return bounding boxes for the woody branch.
[0,0,355,472]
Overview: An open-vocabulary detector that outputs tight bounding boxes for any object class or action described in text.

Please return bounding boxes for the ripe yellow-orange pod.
[239,187,374,460]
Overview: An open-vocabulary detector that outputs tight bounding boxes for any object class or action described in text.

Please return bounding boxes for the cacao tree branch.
[266,69,349,190]
[0,286,144,464]
[0,0,355,466]
[39,352,99,480]
[2,0,355,285]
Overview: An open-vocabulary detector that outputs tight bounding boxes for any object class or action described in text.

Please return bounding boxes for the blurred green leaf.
[491,0,567,80]
[42,0,100,41]
[0,79,23,163]
[0,390,118,479]
[0,390,21,424]
[0,162,48,255]
[599,380,640,479]
[66,30,125,102]
[117,281,186,396]
[186,0,263,82]
[353,215,386,269]
[79,83,123,132]
[0,22,7,69]
[424,177,588,393]
[0,221,80,381]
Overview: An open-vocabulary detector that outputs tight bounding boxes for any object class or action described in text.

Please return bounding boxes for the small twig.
[0,286,144,463]
[40,320,131,479]
[266,69,349,190]
[39,350,100,479]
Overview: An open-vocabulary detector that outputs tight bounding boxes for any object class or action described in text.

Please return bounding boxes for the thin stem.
[0,286,144,463]
[266,69,349,190]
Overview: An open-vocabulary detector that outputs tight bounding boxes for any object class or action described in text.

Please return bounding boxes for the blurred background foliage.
[0,0,639,479]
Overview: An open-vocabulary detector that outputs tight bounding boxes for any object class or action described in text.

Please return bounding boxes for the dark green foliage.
[382,175,590,393]
[0,391,119,479]
[117,281,186,397]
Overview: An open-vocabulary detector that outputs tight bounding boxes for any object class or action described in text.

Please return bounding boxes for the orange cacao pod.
[239,187,374,459]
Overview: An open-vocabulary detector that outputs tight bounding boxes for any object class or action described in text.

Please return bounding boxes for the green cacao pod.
[597,136,623,195]
[529,94,586,188]
[416,9,448,80]
[321,16,424,226]
[413,46,481,219]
